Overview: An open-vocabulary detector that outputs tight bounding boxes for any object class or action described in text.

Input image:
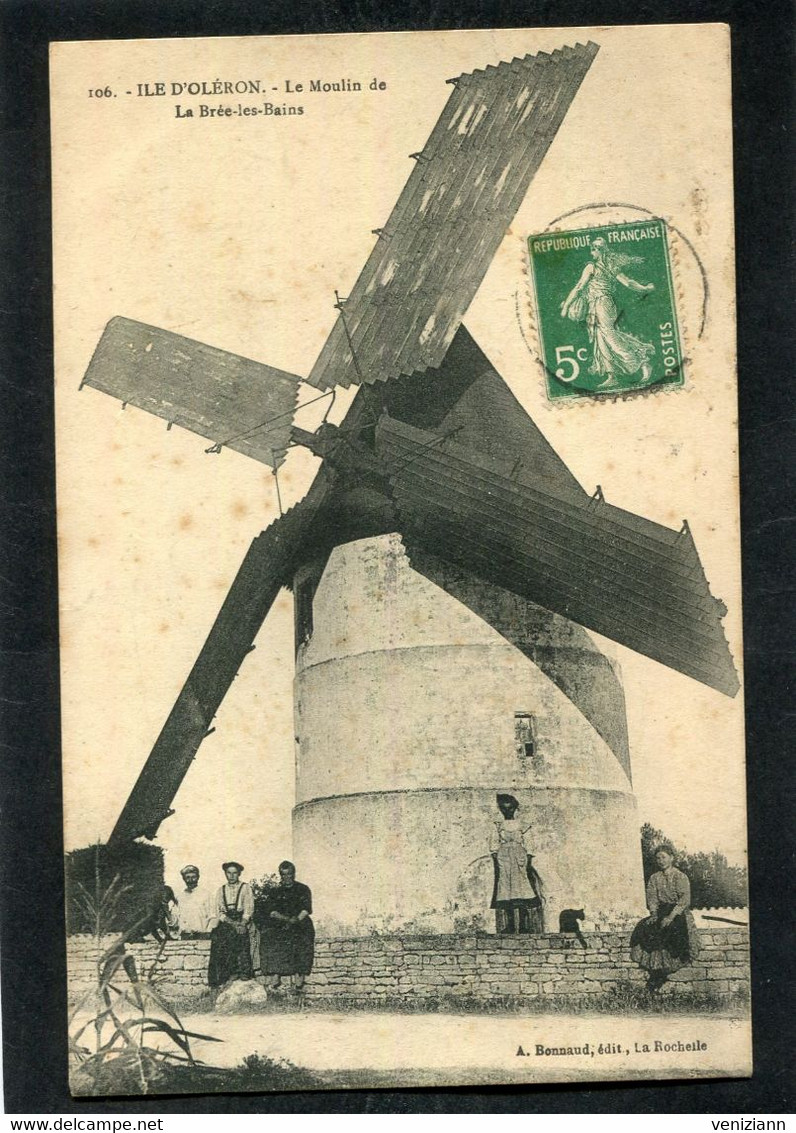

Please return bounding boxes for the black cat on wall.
[559,908,588,949]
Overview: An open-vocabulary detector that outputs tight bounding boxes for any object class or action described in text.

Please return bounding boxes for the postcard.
[51,24,750,1095]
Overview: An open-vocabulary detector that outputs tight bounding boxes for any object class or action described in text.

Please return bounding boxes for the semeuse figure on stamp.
[560,236,655,388]
[207,861,255,988]
[255,860,315,993]
[629,844,701,992]
[489,794,545,934]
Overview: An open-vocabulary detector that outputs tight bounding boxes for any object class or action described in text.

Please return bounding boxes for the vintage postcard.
[51,24,750,1095]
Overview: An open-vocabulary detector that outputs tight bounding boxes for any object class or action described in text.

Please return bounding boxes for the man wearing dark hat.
[177,864,211,938]
[207,861,255,987]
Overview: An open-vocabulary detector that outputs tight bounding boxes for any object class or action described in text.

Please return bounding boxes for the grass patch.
[292,983,749,1017]
[71,1051,323,1097]
[74,982,750,1021]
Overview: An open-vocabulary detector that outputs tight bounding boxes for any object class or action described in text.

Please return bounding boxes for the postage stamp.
[528,220,684,401]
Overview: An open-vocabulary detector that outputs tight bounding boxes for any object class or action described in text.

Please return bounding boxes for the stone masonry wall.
[67,929,749,1006]
[67,936,213,1005]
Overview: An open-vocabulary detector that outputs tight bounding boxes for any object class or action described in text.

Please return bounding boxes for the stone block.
[424,936,450,950]
[720,967,748,980]
[160,956,184,971]
[556,980,590,995]
[492,936,528,950]
[667,969,690,982]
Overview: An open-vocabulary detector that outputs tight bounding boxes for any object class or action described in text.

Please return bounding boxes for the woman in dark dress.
[207,861,255,988]
[255,861,314,993]
[630,845,700,992]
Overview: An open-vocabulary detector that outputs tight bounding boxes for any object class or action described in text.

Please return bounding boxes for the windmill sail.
[108,493,323,844]
[376,414,739,697]
[88,41,739,854]
[306,43,599,391]
[82,317,301,469]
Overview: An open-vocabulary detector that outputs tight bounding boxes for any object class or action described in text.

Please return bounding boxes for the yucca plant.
[68,850,219,1096]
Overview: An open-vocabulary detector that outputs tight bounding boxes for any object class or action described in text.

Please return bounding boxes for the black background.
[0,0,793,1115]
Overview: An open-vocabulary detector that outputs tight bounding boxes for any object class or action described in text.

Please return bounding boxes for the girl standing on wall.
[489,793,545,934]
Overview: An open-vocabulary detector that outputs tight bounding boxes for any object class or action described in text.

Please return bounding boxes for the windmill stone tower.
[292,531,641,937]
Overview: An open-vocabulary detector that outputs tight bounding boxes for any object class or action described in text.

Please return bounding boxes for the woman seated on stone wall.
[255,861,315,994]
[630,844,700,992]
[489,793,545,934]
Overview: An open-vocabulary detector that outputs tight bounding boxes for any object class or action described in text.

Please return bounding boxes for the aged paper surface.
[51,25,750,1094]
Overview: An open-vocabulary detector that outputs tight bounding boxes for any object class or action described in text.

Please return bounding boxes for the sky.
[50,25,746,896]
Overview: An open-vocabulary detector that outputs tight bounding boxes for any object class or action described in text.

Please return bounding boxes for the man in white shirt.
[177,864,211,938]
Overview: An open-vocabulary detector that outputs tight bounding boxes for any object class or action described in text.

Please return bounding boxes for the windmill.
[80,42,738,934]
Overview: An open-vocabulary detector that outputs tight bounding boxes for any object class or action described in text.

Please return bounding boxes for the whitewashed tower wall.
[293,533,645,937]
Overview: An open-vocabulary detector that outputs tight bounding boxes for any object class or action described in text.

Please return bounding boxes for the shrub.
[640,824,748,908]
[66,842,165,935]
[68,850,219,1097]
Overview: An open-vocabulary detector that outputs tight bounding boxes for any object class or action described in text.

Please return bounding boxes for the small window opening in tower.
[514,711,537,765]
[295,575,318,653]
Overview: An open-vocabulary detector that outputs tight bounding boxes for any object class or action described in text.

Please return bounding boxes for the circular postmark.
[518,203,708,405]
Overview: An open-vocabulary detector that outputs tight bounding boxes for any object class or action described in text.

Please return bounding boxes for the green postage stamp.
[528,220,684,401]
